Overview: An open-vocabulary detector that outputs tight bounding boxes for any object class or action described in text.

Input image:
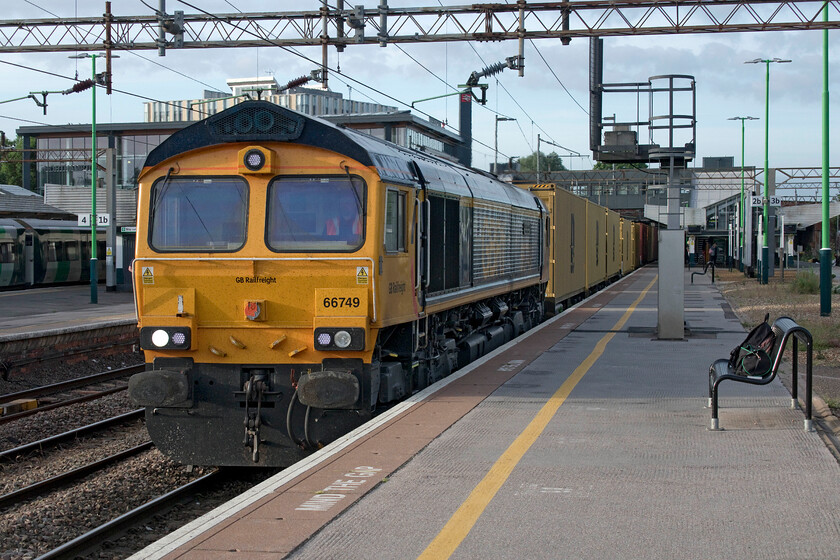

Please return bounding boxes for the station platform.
[0,285,135,340]
[132,265,840,560]
[0,285,137,376]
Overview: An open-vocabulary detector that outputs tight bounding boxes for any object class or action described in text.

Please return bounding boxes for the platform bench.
[708,316,813,431]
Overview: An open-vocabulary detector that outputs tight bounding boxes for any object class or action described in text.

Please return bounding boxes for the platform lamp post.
[494,116,515,174]
[69,52,111,304]
[745,57,791,285]
[728,116,758,274]
[819,4,831,316]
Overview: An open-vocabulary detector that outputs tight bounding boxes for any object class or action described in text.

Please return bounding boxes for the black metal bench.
[708,316,813,431]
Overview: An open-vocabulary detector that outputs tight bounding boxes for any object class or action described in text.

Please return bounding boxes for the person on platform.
[708,241,718,266]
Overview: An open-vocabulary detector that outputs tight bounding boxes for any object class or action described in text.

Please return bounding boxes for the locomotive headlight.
[151,329,170,347]
[334,330,352,348]
[243,148,265,171]
[313,327,365,351]
[237,146,274,174]
[140,327,192,350]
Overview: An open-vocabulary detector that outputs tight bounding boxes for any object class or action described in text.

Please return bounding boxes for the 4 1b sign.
[77,213,110,226]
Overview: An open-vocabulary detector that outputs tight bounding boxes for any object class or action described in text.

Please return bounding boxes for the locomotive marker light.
[243,148,265,171]
[313,327,365,351]
[152,329,169,347]
[334,330,353,348]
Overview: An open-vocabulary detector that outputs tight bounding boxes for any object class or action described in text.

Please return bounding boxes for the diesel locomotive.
[128,100,550,467]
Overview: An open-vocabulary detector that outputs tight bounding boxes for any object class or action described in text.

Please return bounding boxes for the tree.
[592,161,648,170]
[519,151,566,173]
[0,136,35,188]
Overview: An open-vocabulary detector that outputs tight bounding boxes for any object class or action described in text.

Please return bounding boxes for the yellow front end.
[130,142,389,466]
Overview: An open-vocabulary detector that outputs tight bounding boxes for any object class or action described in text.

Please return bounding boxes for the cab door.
[24,232,34,285]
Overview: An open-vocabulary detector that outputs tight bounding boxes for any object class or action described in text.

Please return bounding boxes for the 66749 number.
[323,296,361,308]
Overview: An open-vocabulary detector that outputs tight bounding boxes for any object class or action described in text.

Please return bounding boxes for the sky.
[0,0,837,174]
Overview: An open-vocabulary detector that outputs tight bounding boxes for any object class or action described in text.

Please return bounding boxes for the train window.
[48,241,63,261]
[384,189,406,253]
[66,241,79,261]
[149,177,248,252]
[0,242,14,264]
[266,176,366,253]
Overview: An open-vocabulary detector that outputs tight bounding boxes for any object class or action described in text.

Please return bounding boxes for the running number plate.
[316,288,368,317]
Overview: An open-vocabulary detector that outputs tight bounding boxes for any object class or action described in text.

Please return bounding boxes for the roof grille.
[207,104,303,141]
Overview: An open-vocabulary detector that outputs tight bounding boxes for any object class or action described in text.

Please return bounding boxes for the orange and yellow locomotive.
[128,100,549,467]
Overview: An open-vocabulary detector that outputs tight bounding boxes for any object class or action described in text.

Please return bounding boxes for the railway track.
[0,364,143,423]
[35,470,222,560]
[0,408,145,461]
[0,359,278,558]
[0,440,154,509]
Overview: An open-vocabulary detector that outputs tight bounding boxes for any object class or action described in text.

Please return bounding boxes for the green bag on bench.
[728,313,776,376]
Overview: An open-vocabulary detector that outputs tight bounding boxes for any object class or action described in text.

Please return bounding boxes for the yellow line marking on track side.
[417,274,658,560]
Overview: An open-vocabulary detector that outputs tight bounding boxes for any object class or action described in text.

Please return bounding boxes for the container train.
[524,185,657,314]
[127,100,656,467]
[0,218,105,289]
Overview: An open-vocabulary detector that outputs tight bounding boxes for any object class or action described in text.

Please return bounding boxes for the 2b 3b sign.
[750,196,780,207]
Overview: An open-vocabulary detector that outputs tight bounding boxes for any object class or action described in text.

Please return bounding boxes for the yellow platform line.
[418,274,658,560]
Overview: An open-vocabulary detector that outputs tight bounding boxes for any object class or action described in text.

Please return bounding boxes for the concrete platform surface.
[131,267,840,560]
[0,285,135,339]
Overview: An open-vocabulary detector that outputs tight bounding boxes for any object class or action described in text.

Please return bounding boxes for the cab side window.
[384,189,406,253]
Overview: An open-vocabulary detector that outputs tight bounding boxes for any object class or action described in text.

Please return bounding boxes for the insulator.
[280,76,310,92]
[63,79,95,94]
[479,60,508,78]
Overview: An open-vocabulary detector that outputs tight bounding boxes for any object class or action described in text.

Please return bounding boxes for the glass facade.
[34,132,171,193]
[118,134,170,190]
[36,135,107,191]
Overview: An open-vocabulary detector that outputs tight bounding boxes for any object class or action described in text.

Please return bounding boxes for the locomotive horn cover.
[297,370,360,409]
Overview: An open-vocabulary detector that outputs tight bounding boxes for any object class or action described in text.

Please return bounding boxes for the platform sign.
[78,213,110,226]
[750,196,781,207]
